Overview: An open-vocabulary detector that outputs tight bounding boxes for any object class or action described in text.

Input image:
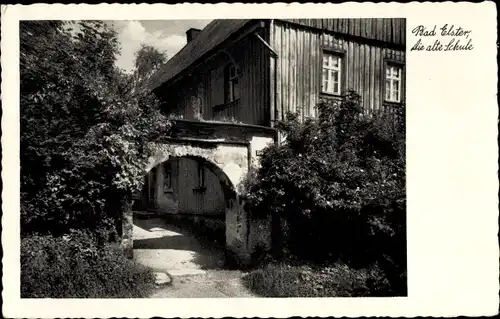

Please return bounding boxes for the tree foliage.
[118,44,168,96]
[20,21,170,236]
[134,44,168,85]
[245,92,406,290]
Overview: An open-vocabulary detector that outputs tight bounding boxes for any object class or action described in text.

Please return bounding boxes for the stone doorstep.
[154,272,173,287]
[167,268,207,277]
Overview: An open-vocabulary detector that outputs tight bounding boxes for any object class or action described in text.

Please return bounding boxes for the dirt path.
[133,215,255,298]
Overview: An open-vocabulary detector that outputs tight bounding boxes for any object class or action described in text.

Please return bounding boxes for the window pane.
[323,56,329,66]
[385,79,391,100]
[229,82,234,102]
[322,52,344,93]
[332,56,339,68]
[332,70,338,83]
[386,67,391,77]
[392,88,398,101]
[395,67,401,78]
[392,79,399,101]
[322,68,329,92]
[392,79,399,92]
[322,81,328,92]
[333,82,339,94]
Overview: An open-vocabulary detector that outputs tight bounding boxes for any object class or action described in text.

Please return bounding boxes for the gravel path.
[132,215,255,298]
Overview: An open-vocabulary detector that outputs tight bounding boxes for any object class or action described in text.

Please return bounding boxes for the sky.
[108,20,212,73]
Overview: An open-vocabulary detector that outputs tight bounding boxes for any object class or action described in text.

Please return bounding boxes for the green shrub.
[243,262,396,297]
[244,91,406,291]
[21,230,156,298]
[20,21,171,237]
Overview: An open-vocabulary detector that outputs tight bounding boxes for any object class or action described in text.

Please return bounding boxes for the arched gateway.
[121,119,276,267]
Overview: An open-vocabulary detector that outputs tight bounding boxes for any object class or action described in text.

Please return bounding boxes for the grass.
[242,262,398,297]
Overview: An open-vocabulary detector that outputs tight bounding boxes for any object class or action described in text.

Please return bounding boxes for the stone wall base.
[121,208,134,259]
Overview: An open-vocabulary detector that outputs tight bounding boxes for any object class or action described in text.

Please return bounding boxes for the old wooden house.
[136,18,406,222]
[149,18,406,124]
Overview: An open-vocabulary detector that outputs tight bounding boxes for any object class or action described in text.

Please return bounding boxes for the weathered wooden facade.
[152,21,271,126]
[150,18,406,126]
[271,19,406,121]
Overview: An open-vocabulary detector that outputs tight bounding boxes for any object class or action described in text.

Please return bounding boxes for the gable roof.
[148,19,251,91]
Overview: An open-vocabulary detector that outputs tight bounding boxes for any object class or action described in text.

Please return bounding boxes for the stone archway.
[122,142,261,267]
[145,142,249,189]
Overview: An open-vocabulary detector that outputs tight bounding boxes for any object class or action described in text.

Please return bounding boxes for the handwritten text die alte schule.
[411,24,474,52]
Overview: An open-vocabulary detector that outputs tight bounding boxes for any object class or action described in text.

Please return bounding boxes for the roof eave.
[150,19,266,93]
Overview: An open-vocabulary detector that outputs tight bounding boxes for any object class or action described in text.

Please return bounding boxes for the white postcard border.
[2,2,498,318]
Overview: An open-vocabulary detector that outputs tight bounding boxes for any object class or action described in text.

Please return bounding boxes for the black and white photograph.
[17,17,407,298]
[2,3,498,318]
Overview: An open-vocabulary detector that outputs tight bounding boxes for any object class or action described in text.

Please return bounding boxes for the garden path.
[132,215,255,298]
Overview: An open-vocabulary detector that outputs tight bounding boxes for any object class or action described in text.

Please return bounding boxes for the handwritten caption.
[411,24,474,52]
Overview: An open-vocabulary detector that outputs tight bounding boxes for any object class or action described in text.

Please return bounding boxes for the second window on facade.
[322,52,342,95]
[385,64,403,103]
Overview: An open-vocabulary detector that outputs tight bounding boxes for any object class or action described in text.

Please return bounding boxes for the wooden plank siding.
[272,21,321,121]
[159,29,270,126]
[279,18,406,47]
[272,19,406,120]
[175,158,225,215]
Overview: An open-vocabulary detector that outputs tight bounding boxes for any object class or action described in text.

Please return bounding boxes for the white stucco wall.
[250,135,275,167]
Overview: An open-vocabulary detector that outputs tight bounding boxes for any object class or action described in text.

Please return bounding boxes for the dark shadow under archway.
[131,155,243,269]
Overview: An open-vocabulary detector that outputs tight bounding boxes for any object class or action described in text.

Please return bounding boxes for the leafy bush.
[244,91,406,292]
[20,21,171,236]
[21,230,156,298]
[243,262,396,297]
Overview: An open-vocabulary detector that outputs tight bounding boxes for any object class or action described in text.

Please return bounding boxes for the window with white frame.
[385,64,403,103]
[226,64,240,103]
[322,52,342,95]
